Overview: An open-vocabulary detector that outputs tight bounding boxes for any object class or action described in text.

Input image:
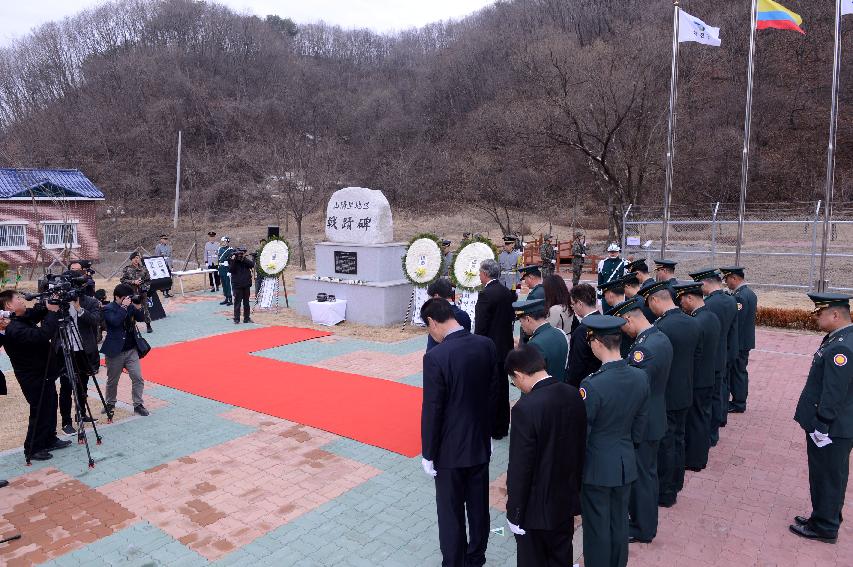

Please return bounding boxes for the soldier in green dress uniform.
[626,259,654,289]
[579,314,650,567]
[539,234,557,278]
[652,259,677,286]
[720,266,757,413]
[517,266,544,345]
[690,267,738,446]
[638,280,701,507]
[601,278,631,357]
[673,282,719,473]
[610,297,673,544]
[789,293,853,544]
[217,236,235,306]
[513,299,568,382]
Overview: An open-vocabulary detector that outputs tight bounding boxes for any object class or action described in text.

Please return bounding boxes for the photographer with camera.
[229,247,254,324]
[0,290,72,461]
[56,267,103,434]
[69,260,96,297]
[120,252,153,333]
[102,284,149,417]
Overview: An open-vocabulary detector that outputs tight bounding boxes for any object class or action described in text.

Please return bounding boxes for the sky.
[0,0,496,46]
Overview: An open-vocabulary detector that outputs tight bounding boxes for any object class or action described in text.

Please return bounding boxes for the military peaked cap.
[584,314,627,336]
[512,298,546,319]
[689,267,721,281]
[807,292,851,314]
[606,297,644,317]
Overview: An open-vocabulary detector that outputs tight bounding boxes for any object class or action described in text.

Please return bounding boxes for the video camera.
[26,272,90,305]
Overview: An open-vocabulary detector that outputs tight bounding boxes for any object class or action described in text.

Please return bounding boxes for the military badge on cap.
[632,350,645,363]
[834,354,848,367]
[579,387,587,400]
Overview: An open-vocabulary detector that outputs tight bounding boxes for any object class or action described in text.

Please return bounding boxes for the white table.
[308,300,347,326]
[172,268,218,296]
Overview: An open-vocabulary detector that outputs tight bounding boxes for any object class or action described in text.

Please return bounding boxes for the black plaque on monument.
[333,251,358,275]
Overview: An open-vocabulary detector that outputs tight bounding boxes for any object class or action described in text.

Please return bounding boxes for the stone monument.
[294,187,414,326]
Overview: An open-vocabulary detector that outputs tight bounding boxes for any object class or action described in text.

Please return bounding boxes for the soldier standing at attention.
[790,293,853,544]
[498,236,522,290]
[609,298,672,544]
[626,259,655,289]
[720,266,757,414]
[673,282,719,473]
[204,231,220,292]
[638,280,701,508]
[518,266,545,345]
[217,236,235,306]
[539,234,557,278]
[120,252,153,333]
[602,278,631,358]
[598,243,626,312]
[512,299,569,383]
[579,314,649,567]
[571,231,587,287]
[690,268,738,447]
[652,259,677,285]
[440,240,454,278]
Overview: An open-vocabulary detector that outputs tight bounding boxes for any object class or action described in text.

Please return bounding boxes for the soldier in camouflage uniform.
[539,234,556,278]
[571,231,587,286]
[120,252,153,333]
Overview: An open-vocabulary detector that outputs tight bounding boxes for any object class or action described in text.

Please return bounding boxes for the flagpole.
[661,0,680,258]
[735,0,758,265]
[818,0,844,292]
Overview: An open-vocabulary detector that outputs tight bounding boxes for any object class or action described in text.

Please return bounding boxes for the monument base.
[294,276,414,326]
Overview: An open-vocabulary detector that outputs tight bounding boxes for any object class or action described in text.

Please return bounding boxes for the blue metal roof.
[0,168,105,199]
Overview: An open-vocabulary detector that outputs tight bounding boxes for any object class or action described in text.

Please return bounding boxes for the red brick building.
[0,168,104,268]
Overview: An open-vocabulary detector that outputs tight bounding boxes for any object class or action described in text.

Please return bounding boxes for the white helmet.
[607,242,621,252]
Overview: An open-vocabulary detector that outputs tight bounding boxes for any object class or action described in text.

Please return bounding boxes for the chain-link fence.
[621,201,853,292]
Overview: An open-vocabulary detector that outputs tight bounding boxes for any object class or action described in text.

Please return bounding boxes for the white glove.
[551,259,556,264]
[810,430,833,448]
[421,458,437,477]
[507,520,526,535]
[490,438,494,455]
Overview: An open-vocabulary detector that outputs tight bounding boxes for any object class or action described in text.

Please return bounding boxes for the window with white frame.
[42,221,79,248]
[0,223,28,249]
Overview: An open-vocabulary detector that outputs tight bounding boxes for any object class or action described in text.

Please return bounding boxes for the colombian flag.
[757,0,804,33]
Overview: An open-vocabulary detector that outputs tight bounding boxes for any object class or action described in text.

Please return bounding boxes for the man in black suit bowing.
[505,345,586,566]
[567,283,601,388]
[422,298,497,567]
[474,258,517,439]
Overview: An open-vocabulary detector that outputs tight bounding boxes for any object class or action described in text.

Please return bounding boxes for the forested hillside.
[0,0,850,234]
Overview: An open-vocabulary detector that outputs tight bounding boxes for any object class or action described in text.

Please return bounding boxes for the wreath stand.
[401,287,416,331]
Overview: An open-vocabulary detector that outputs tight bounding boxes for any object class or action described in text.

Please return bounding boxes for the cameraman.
[229,248,254,324]
[69,260,96,297]
[120,252,153,333]
[0,290,72,461]
[102,284,149,417]
[57,269,102,434]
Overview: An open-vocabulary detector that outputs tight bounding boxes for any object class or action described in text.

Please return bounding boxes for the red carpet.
[140,327,424,457]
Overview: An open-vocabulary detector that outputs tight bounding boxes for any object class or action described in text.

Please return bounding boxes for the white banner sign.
[455,291,479,330]
[258,277,278,309]
[411,287,430,327]
[144,256,171,280]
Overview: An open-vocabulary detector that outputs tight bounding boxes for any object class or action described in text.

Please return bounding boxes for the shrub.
[756,306,819,332]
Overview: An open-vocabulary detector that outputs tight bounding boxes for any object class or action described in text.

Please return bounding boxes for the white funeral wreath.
[259,240,290,276]
[405,238,443,285]
[453,242,495,290]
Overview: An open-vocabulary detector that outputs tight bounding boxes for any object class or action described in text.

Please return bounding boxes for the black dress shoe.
[134,404,150,416]
[102,403,115,414]
[30,451,53,461]
[219,300,229,305]
[727,406,745,414]
[795,515,810,526]
[658,499,676,508]
[48,439,73,451]
[243,318,253,324]
[686,466,704,472]
[789,523,837,543]
[0,479,9,488]
[629,536,652,544]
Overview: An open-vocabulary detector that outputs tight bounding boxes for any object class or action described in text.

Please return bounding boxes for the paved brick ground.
[0,294,850,566]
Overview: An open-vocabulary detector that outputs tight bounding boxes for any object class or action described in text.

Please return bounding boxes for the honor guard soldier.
[440,240,454,278]
[610,297,673,544]
[499,236,522,290]
[598,244,626,312]
[690,268,738,446]
[638,280,701,507]
[720,266,757,413]
[517,266,544,345]
[790,293,853,544]
[513,299,569,383]
[673,282,719,472]
[579,314,650,567]
[539,235,557,278]
[571,231,587,286]
[217,237,235,306]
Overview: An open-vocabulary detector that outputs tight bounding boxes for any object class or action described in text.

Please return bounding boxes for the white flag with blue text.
[843,0,853,16]
[678,11,722,46]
